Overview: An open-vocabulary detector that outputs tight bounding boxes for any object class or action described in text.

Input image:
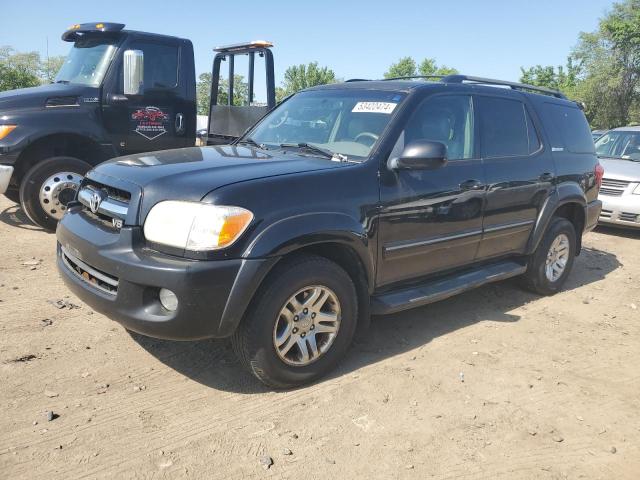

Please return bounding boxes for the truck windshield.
[596,130,640,161]
[244,89,406,160]
[55,37,117,87]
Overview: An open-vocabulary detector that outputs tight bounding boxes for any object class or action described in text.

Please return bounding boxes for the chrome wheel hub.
[39,172,82,220]
[273,285,341,366]
[545,233,570,282]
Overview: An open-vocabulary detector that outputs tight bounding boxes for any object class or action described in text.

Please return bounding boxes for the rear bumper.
[598,195,640,228]
[585,199,602,232]
[56,208,277,340]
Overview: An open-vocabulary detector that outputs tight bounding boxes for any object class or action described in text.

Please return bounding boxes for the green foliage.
[520,0,640,129]
[280,62,336,98]
[195,72,249,115]
[0,45,66,91]
[384,56,458,79]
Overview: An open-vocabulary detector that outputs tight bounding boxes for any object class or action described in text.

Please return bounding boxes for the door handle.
[460,179,485,191]
[175,113,185,135]
[539,172,555,182]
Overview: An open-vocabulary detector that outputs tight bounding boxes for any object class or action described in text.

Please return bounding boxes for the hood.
[599,157,640,182]
[88,145,348,217]
[0,83,96,111]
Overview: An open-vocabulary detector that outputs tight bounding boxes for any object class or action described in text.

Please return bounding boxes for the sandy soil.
[0,195,639,479]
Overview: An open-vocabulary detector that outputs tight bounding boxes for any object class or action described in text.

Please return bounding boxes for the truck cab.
[0,22,274,231]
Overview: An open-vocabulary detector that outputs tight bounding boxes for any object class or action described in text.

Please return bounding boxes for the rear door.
[102,38,189,154]
[377,93,486,287]
[474,94,555,259]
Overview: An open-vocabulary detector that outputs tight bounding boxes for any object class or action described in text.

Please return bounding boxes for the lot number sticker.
[352,102,397,114]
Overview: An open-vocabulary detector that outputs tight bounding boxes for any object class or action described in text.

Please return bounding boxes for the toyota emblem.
[89,191,104,214]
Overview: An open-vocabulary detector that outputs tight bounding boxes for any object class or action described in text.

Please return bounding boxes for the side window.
[539,103,594,154]
[402,95,474,160]
[477,96,534,158]
[130,42,179,90]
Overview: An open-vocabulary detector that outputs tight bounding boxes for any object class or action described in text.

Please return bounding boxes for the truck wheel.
[521,217,576,295]
[232,255,358,389]
[19,156,90,231]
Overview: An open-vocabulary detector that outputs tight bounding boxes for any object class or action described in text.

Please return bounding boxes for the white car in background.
[595,127,640,228]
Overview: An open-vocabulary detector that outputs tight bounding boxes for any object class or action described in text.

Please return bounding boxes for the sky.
[2,0,616,90]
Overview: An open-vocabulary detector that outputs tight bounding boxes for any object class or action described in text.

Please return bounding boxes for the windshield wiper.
[280,142,350,162]
[55,80,70,84]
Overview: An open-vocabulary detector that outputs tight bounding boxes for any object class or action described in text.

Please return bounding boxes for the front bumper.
[598,194,640,229]
[0,165,14,195]
[56,208,276,340]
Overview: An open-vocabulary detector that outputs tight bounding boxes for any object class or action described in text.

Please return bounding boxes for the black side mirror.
[388,140,448,170]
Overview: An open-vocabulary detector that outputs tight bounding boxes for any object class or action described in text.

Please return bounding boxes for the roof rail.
[345,78,370,82]
[382,75,446,82]
[441,75,566,99]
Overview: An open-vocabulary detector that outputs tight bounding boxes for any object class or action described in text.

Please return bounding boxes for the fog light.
[159,288,178,312]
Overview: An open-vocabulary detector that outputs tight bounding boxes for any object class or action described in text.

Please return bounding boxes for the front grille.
[619,212,639,223]
[61,246,118,295]
[599,209,613,219]
[77,180,130,229]
[600,178,630,197]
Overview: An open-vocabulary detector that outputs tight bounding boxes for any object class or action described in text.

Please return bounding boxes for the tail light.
[595,162,604,191]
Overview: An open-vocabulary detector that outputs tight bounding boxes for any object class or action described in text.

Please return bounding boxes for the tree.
[42,56,66,83]
[384,57,417,78]
[280,62,336,98]
[0,63,40,91]
[519,58,581,94]
[384,56,458,79]
[418,58,458,77]
[195,72,249,115]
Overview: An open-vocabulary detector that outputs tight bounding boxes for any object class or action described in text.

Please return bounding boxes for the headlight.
[144,201,253,251]
[633,184,640,195]
[0,125,17,140]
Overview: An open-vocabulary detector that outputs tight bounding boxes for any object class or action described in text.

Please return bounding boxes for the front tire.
[232,255,358,389]
[19,156,90,231]
[522,217,576,295]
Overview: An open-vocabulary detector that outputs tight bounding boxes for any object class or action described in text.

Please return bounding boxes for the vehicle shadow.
[130,246,621,394]
[0,203,43,231]
[593,224,640,240]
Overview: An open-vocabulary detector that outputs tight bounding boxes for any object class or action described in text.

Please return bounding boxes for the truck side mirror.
[123,50,144,96]
[388,140,448,170]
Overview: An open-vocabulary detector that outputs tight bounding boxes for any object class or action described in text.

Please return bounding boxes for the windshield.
[245,89,406,160]
[595,130,640,161]
[55,37,117,87]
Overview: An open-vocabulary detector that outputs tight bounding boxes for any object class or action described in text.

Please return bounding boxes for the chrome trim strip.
[61,246,119,294]
[483,219,535,234]
[385,229,483,253]
[78,187,129,220]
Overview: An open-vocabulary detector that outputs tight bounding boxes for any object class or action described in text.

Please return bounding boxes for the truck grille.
[77,180,131,229]
[61,246,118,295]
[619,212,639,223]
[599,178,630,196]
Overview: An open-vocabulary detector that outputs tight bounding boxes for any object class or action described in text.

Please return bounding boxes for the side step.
[371,261,527,315]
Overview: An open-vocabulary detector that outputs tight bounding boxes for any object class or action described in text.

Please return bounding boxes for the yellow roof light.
[250,40,273,47]
[96,23,104,29]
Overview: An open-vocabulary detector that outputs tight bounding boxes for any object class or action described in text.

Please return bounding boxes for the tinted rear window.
[477,96,538,158]
[539,103,594,154]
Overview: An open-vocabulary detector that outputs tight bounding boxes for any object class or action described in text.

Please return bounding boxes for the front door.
[377,94,486,288]
[474,94,556,259]
[102,38,189,155]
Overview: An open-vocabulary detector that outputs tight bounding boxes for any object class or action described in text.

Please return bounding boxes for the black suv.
[56,75,602,388]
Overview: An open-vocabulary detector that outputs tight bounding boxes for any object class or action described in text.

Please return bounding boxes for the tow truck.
[0,22,276,230]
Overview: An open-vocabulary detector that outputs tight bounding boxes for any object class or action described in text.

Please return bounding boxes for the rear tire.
[19,156,90,231]
[521,217,576,295]
[232,255,358,389]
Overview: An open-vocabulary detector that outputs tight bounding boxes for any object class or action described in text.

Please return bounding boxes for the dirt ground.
[0,195,639,480]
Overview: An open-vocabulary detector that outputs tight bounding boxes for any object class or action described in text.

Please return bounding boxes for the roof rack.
[441,75,566,99]
[214,40,273,53]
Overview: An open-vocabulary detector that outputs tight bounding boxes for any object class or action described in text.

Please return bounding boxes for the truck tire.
[19,156,90,231]
[232,254,358,389]
[521,217,576,295]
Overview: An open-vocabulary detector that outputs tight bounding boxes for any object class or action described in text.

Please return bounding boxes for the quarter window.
[477,96,538,158]
[539,103,594,154]
[402,95,474,160]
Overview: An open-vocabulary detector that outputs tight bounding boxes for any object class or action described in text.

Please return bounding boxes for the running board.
[371,261,527,315]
